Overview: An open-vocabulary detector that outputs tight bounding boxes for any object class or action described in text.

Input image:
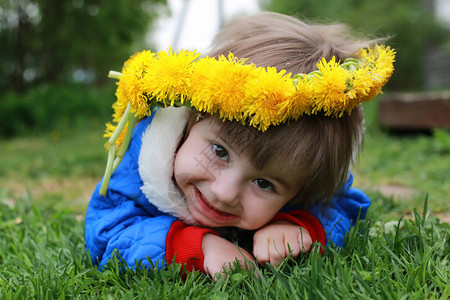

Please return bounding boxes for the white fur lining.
[138,107,195,224]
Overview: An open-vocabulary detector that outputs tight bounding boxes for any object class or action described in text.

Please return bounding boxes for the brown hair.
[183,12,375,208]
[208,12,375,74]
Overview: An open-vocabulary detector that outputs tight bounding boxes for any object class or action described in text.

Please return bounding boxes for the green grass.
[353,98,450,217]
[0,93,449,298]
[355,128,450,213]
[0,192,448,298]
[0,125,106,215]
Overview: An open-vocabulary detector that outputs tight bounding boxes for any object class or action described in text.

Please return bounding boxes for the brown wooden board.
[378,92,450,130]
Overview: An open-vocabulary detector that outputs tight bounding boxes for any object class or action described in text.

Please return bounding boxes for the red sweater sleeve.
[165,220,218,273]
[271,210,326,251]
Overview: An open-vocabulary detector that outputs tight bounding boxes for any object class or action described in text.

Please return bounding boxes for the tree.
[259,0,450,91]
[0,0,168,93]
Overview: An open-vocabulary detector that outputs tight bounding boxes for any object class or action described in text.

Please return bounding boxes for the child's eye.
[253,179,274,191]
[212,143,229,161]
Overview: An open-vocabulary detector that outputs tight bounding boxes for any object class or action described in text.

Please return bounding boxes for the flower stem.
[99,144,117,196]
[307,70,322,79]
[341,59,361,70]
[108,70,123,79]
[112,112,136,172]
[100,101,132,196]
[293,73,306,80]
[106,103,131,148]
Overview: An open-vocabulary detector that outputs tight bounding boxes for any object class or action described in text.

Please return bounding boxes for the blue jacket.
[85,109,371,269]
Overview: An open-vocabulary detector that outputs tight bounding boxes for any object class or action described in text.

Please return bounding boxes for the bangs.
[214,116,315,172]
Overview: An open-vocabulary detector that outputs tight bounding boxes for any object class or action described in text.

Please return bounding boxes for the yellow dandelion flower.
[356,45,396,102]
[243,67,295,131]
[103,122,128,151]
[311,57,350,116]
[114,50,158,120]
[371,45,396,86]
[363,84,383,104]
[282,76,313,119]
[190,53,257,121]
[343,66,373,113]
[111,94,129,123]
[122,50,156,77]
[189,56,221,114]
[116,73,150,119]
[141,47,200,106]
[346,67,372,99]
[103,122,116,139]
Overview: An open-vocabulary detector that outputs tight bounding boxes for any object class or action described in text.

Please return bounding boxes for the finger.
[237,249,256,270]
[205,266,223,280]
[282,231,301,258]
[298,228,313,253]
[284,239,301,258]
[253,236,270,264]
[268,238,285,266]
[214,271,223,281]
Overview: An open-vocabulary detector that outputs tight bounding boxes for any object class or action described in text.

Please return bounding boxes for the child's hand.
[202,233,255,278]
[253,221,312,266]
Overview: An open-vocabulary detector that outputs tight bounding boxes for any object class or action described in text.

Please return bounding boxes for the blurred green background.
[0,0,449,218]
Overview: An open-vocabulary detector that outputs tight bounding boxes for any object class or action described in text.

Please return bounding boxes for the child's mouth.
[193,186,238,223]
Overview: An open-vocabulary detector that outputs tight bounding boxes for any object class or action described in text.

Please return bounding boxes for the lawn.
[0,96,449,298]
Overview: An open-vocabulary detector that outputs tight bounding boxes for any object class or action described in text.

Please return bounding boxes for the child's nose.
[210,171,241,206]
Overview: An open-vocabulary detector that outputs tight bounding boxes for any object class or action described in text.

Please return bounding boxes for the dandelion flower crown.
[98,44,395,195]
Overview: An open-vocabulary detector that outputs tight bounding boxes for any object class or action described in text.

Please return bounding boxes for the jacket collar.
[139,107,197,224]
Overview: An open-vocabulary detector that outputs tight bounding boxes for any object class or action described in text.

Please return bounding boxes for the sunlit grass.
[0,191,448,298]
[355,128,450,213]
[353,99,450,217]
[0,125,106,214]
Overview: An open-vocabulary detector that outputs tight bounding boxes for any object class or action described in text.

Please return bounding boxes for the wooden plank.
[378,92,450,130]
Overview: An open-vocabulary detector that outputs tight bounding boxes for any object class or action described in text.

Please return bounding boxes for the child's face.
[174,118,302,230]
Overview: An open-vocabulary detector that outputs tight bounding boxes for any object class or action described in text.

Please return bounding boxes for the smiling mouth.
[192,186,238,222]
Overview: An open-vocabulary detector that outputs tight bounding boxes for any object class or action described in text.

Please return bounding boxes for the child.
[85,12,395,277]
